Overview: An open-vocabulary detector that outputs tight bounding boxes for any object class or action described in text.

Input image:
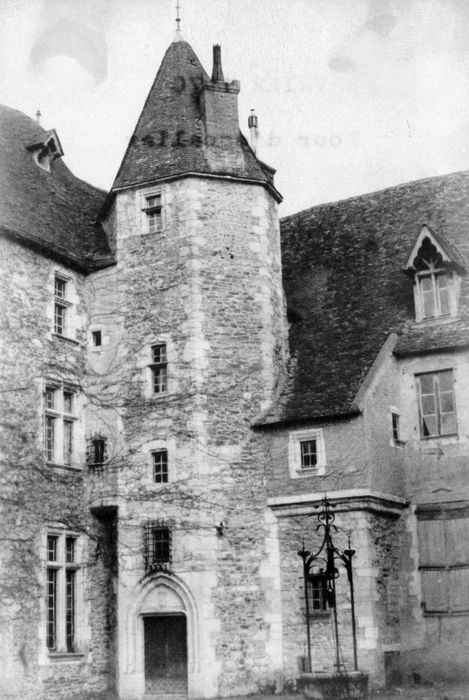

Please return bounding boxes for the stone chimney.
[202,45,240,143]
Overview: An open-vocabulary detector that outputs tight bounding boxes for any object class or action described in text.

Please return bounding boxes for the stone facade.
[0,237,115,699]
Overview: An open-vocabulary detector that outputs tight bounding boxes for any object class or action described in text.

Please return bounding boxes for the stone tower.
[87,33,288,698]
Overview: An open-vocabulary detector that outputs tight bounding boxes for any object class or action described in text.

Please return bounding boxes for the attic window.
[413,239,455,320]
[405,227,464,322]
[27,129,64,173]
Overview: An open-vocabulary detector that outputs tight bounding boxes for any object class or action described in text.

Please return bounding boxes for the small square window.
[289,429,326,477]
[92,330,102,347]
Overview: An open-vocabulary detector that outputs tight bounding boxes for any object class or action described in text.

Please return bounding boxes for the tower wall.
[95,176,287,697]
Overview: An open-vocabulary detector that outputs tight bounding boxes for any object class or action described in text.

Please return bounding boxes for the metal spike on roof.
[173,0,183,41]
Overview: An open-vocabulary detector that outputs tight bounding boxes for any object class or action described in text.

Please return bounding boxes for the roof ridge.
[281,169,469,222]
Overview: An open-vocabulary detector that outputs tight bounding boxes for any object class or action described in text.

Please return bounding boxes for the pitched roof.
[0,104,112,272]
[109,38,277,195]
[257,170,469,426]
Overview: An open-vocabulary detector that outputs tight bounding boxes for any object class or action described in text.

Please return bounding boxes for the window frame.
[416,370,457,439]
[390,408,405,447]
[87,435,108,468]
[44,383,79,468]
[53,274,72,337]
[307,573,329,616]
[415,268,455,321]
[288,428,326,478]
[152,449,169,483]
[300,439,318,469]
[150,343,168,395]
[143,522,172,575]
[141,189,163,234]
[44,530,82,654]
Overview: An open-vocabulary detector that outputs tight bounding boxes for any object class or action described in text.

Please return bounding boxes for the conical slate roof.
[111,38,277,193]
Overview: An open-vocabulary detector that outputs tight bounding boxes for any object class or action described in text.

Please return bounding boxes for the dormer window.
[27,129,64,173]
[405,225,465,322]
[417,269,451,319]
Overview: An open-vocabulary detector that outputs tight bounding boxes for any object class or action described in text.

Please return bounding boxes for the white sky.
[1,0,468,215]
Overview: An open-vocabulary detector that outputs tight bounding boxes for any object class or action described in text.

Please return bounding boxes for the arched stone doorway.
[124,573,199,698]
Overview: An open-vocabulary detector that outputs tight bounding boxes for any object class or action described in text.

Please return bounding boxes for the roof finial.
[173,0,183,41]
[35,108,42,125]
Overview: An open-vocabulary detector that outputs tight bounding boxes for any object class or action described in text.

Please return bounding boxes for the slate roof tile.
[257,170,469,426]
[0,104,112,271]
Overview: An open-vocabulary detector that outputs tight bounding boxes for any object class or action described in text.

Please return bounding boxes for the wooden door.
[144,615,188,694]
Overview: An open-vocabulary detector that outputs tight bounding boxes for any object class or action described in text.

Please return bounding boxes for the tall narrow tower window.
[54,276,68,336]
[153,449,168,483]
[142,192,162,233]
[150,344,167,394]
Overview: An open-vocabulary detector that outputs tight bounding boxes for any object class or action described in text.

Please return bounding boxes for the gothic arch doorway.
[143,613,188,694]
[131,574,198,698]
